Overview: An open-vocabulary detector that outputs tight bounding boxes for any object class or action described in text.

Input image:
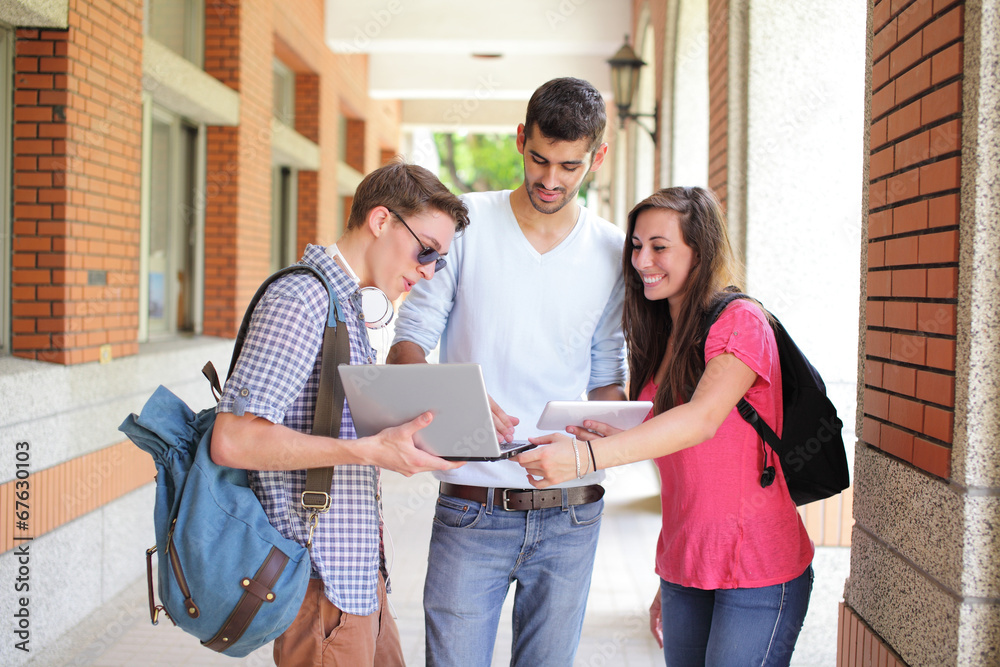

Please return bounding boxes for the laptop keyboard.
[498,440,532,452]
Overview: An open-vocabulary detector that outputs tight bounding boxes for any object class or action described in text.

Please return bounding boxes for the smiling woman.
[630,208,697,316]
[517,186,814,666]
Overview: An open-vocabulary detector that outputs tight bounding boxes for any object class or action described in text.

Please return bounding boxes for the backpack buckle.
[306,512,320,550]
[301,491,330,550]
[737,400,758,424]
[300,491,331,512]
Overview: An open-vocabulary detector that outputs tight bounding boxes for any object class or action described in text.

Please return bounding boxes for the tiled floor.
[29,462,848,666]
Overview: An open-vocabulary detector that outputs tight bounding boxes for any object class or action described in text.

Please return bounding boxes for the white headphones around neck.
[356,286,394,329]
[326,244,394,330]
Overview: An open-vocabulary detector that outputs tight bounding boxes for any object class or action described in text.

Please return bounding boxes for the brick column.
[345,118,366,173]
[842,2,986,665]
[864,0,962,477]
[202,0,273,337]
[11,0,143,364]
[296,72,319,256]
[707,0,729,209]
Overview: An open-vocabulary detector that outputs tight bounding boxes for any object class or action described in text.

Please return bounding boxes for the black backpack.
[702,292,850,505]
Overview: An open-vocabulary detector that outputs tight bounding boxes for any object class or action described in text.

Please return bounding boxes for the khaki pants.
[273,575,404,667]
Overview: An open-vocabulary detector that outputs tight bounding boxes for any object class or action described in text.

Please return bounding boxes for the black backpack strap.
[736,398,783,448]
[214,263,350,546]
[701,289,779,488]
[225,264,345,379]
[700,289,749,345]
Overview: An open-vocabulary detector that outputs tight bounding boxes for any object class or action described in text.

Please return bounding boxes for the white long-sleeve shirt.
[393,190,627,488]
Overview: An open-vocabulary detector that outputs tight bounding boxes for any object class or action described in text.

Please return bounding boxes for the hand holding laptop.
[488,393,520,443]
[338,364,536,461]
[358,411,465,474]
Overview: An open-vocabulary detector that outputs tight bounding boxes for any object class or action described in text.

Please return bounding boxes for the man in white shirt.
[388,77,627,666]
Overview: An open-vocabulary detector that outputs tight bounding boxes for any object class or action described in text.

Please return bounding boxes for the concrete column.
[844,1,1000,664]
[743,0,867,419]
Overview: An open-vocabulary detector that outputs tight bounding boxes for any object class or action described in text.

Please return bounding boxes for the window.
[270,166,298,271]
[0,25,11,352]
[144,105,203,338]
[145,0,205,67]
[273,59,295,127]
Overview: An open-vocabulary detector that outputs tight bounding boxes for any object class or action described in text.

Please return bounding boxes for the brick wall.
[863,0,962,479]
[236,0,273,298]
[0,440,154,554]
[202,0,273,337]
[7,0,404,355]
[707,0,729,209]
[11,0,143,364]
[380,148,398,165]
[837,604,908,666]
[296,72,320,257]
[345,117,366,173]
[202,2,240,338]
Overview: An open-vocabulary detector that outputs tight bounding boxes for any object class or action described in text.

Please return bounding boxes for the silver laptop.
[337,363,536,461]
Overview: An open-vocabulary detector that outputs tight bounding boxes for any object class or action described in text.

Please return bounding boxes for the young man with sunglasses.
[211,161,469,666]
[387,78,627,666]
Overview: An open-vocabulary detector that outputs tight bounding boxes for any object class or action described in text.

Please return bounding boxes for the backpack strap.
[700,289,749,354]
[226,264,345,380]
[300,306,351,523]
[220,264,350,545]
[701,290,778,488]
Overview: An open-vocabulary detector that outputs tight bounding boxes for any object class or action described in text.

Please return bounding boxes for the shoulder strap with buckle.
[210,263,352,549]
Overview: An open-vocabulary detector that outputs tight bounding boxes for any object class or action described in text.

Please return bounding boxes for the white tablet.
[536,401,654,432]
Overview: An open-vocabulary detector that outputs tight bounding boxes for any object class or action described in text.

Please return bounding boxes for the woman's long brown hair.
[623,187,742,416]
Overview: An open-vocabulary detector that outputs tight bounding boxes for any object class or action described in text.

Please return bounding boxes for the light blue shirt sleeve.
[587,268,628,393]
[392,236,461,355]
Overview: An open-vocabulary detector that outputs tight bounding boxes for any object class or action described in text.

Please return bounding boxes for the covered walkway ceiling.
[325,0,630,131]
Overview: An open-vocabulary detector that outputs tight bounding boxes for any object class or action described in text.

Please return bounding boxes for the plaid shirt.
[217,244,382,615]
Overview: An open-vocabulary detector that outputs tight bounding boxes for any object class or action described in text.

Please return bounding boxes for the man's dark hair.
[523,77,607,154]
[347,160,469,231]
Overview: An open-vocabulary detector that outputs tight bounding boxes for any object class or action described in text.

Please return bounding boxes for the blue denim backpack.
[119,264,349,656]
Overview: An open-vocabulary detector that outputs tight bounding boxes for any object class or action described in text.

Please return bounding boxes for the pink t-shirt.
[642,299,814,590]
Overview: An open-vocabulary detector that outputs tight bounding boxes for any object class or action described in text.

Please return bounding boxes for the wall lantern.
[607,35,658,143]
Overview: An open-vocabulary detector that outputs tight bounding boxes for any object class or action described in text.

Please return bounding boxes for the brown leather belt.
[440,482,604,511]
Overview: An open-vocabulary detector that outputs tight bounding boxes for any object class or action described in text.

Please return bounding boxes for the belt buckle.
[501,489,515,511]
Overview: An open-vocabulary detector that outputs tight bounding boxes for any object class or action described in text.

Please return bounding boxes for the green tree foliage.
[432,132,595,201]
[433,133,523,193]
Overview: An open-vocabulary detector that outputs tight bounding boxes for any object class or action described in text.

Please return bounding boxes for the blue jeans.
[424,490,604,667]
[659,565,813,667]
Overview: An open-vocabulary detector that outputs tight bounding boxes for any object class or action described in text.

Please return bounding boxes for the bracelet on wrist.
[572,438,582,479]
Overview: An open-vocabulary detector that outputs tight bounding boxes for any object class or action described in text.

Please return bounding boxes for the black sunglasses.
[387,209,446,272]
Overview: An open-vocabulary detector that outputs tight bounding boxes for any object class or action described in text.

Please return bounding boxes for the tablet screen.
[536,401,654,432]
